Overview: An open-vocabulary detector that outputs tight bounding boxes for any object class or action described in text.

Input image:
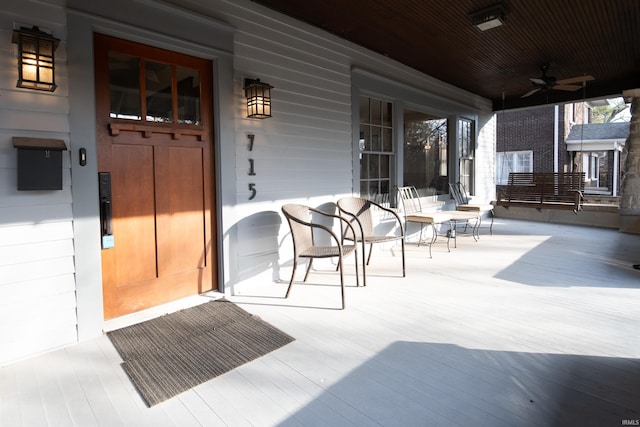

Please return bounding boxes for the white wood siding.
[0,0,76,366]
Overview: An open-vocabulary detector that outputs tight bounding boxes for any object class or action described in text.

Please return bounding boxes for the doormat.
[107,299,295,406]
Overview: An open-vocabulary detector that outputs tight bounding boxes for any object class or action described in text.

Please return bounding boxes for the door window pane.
[145,61,173,123]
[177,66,201,125]
[109,52,141,120]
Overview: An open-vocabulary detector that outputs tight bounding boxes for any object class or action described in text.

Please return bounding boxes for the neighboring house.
[496,100,629,197]
[566,122,629,195]
[0,0,496,365]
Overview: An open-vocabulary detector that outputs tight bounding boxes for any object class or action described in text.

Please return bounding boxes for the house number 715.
[248,134,256,200]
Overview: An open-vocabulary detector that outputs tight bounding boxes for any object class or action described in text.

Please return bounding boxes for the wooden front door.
[94,34,217,319]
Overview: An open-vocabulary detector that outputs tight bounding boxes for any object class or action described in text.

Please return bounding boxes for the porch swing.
[495,76,590,214]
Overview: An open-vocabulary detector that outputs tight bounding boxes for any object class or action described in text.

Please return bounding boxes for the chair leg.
[361,239,367,285]
[338,243,364,287]
[336,236,347,272]
[429,223,437,258]
[401,238,406,277]
[353,247,361,288]
[366,242,374,265]
[450,221,458,249]
[489,210,494,235]
[285,257,298,298]
[303,258,313,282]
[337,257,346,309]
[417,224,425,247]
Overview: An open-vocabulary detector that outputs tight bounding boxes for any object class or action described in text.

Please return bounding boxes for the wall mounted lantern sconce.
[471,4,506,31]
[243,78,273,119]
[11,26,59,92]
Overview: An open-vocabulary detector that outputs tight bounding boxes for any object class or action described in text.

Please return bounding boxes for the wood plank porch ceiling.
[252,0,640,111]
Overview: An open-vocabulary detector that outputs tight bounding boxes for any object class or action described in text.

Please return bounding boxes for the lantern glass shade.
[12,27,59,92]
[244,79,273,119]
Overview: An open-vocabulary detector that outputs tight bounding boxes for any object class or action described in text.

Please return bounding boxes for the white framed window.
[496,150,533,185]
[458,117,475,194]
[359,96,394,202]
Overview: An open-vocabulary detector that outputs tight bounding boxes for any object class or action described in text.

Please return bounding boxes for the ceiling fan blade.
[555,75,595,85]
[553,84,582,91]
[521,88,541,98]
[530,78,546,85]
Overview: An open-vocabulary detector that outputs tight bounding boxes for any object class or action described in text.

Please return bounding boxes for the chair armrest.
[364,199,405,237]
[335,208,364,241]
[309,207,359,245]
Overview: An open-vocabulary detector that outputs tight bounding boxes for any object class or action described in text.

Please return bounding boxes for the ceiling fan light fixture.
[471,4,506,31]
[521,64,596,98]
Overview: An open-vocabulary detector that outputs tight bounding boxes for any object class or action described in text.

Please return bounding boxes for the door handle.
[100,199,112,236]
[98,172,115,249]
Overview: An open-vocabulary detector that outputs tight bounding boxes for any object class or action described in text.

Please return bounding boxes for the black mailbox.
[13,137,67,191]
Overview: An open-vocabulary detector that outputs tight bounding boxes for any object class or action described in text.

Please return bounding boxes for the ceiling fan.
[521,63,594,98]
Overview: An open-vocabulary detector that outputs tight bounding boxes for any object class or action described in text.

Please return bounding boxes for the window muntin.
[403,109,448,195]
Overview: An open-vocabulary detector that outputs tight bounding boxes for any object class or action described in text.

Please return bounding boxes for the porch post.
[619,89,640,233]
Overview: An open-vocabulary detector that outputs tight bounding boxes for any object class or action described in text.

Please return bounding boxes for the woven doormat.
[107,299,294,406]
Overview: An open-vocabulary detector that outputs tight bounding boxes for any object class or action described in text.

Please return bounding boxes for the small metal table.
[405,212,453,258]
[446,210,482,246]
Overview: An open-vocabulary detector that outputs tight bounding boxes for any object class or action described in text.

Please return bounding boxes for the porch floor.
[2,219,640,426]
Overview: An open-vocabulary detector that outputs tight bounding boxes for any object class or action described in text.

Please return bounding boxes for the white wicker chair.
[337,197,405,284]
[282,204,360,309]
